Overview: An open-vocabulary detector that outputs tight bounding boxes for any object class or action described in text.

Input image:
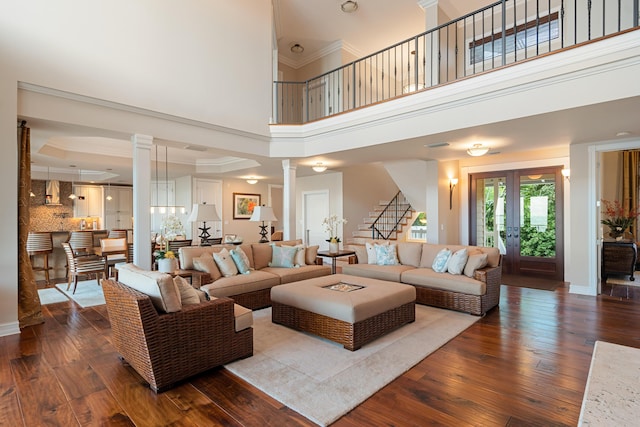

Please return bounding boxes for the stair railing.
[371,191,412,240]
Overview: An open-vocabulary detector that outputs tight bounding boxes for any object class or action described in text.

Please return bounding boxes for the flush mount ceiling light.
[246,177,258,185]
[467,143,489,157]
[312,162,327,172]
[290,43,304,54]
[341,1,358,13]
[616,131,632,137]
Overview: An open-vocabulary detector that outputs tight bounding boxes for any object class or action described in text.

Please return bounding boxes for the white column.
[419,0,440,86]
[132,134,153,269]
[282,159,297,240]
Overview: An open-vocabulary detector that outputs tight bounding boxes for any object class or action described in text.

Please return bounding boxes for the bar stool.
[108,229,128,239]
[27,232,53,286]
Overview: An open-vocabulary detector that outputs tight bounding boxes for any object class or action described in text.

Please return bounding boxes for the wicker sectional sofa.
[178,239,331,309]
[342,240,502,316]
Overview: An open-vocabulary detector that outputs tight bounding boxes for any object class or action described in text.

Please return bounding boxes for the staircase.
[351,191,413,241]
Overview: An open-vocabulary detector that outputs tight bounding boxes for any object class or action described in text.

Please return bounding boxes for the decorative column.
[132,134,153,269]
[418,0,439,86]
[282,159,297,241]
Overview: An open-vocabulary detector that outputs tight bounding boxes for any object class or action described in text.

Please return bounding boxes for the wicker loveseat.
[102,275,253,392]
[342,240,502,316]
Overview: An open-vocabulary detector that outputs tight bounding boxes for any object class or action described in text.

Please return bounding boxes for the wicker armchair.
[101,279,253,392]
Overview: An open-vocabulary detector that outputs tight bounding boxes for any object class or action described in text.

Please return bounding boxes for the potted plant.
[601,199,639,240]
[322,214,347,253]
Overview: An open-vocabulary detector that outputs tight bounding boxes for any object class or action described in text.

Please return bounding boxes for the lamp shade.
[187,203,221,223]
[249,206,278,222]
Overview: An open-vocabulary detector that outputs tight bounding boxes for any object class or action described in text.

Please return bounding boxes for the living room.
[2,0,640,425]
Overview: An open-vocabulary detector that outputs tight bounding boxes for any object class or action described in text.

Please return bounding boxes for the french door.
[469,167,564,280]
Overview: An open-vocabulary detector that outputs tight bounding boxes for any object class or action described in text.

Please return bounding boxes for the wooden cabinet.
[104,187,133,230]
[601,240,637,281]
[73,185,103,218]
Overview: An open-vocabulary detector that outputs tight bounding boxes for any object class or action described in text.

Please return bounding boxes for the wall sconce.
[449,178,458,210]
[561,168,570,181]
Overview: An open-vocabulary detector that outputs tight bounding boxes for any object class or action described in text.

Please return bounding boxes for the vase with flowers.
[322,214,347,253]
[154,249,177,273]
[601,199,639,240]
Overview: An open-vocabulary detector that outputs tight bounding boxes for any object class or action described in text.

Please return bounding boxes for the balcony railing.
[273,0,639,125]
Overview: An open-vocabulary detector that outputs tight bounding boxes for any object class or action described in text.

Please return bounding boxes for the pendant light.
[106,181,113,201]
[150,145,185,214]
[68,166,77,199]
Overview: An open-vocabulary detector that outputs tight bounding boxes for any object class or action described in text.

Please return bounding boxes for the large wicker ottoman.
[271,274,416,351]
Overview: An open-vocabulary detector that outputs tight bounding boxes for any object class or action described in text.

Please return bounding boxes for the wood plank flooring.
[3,281,639,426]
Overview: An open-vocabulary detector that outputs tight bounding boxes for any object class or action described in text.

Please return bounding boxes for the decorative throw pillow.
[283,244,306,266]
[447,248,469,275]
[192,253,222,281]
[375,243,399,265]
[269,244,299,268]
[305,245,319,265]
[366,241,389,265]
[230,248,251,274]
[173,276,202,306]
[213,248,238,277]
[432,248,452,273]
[464,253,488,277]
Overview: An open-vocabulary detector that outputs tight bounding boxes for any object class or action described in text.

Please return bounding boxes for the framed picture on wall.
[233,193,260,219]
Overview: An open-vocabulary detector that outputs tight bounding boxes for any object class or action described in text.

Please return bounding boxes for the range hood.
[45,180,61,205]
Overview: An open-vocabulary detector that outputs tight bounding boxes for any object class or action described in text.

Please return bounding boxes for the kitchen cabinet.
[73,185,103,218]
[104,187,133,230]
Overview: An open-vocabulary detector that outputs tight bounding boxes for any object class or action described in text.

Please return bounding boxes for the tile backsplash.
[30,180,82,231]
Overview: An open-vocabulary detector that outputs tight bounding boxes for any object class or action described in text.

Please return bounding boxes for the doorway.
[469,167,564,280]
[302,190,329,248]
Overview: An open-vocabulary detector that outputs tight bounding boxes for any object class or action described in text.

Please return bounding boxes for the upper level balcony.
[273,0,639,126]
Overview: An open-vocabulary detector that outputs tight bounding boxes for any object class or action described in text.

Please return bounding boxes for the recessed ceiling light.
[290,43,304,54]
[341,1,358,13]
[425,142,450,148]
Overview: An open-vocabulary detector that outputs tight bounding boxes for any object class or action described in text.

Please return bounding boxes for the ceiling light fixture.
[246,177,258,185]
[467,143,489,157]
[68,166,77,200]
[341,1,358,13]
[616,131,631,137]
[106,181,113,201]
[312,162,327,172]
[290,43,304,54]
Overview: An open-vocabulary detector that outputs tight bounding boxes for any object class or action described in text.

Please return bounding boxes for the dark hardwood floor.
[3,279,640,426]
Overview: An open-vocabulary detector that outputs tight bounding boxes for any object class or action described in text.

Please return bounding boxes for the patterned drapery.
[622,150,640,240]
[18,121,43,328]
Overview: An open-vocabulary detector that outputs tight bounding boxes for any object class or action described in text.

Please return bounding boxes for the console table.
[601,240,637,282]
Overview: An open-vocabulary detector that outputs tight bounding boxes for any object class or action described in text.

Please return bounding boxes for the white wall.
[295,172,343,249]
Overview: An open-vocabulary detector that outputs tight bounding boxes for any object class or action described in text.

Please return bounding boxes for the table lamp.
[249,206,278,243]
[187,202,221,246]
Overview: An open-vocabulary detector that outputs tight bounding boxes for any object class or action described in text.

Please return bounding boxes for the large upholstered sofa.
[342,240,502,316]
[102,264,253,392]
[178,239,331,309]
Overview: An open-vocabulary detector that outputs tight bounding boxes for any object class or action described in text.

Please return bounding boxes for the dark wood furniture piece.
[101,279,253,392]
[601,240,637,282]
[317,249,357,274]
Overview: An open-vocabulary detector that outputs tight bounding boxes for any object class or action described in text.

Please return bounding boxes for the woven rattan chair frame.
[101,279,253,392]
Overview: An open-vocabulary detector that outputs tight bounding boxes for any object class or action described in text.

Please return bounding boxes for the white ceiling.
[26,0,639,185]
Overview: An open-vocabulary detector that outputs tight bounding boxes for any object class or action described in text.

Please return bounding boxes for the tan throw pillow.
[447,248,469,275]
[305,245,319,265]
[192,254,222,281]
[173,276,202,306]
[463,253,488,277]
[251,243,272,270]
[346,244,367,264]
[213,248,238,277]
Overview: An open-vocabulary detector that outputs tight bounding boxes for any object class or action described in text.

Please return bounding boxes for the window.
[470,11,559,65]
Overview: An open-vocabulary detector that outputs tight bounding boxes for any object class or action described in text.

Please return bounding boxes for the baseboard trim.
[0,321,20,337]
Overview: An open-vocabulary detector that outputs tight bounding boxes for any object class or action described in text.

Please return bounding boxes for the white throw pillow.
[431,248,452,273]
[283,243,306,266]
[213,248,238,277]
[447,248,469,275]
[375,243,399,265]
[366,241,389,265]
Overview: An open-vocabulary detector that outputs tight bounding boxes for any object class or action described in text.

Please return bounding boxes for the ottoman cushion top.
[271,274,415,323]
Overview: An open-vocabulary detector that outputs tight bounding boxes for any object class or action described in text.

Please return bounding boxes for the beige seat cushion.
[117,263,181,313]
[401,268,486,296]
[341,263,414,282]
[201,270,280,298]
[209,297,253,332]
[261,265,331,284]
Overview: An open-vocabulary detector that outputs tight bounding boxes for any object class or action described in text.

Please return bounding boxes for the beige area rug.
[55,280,106,308]
[225,305,479,426]
[579,341,640,426]
[38,288,70,305]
